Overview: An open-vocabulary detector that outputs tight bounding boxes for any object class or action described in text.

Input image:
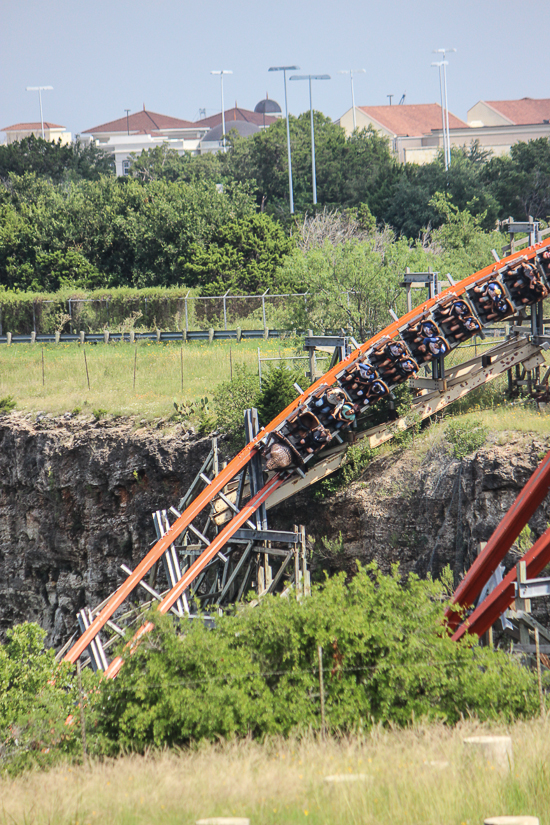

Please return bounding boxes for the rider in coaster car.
[311,387,347,416]
[485,295,513,322]
[511,263,549,304]
[474,280,503,306]
[453,315,481,340]
[329,400,360,429]
[440,300,471,333]
[342,361,378,392]
[361,378,389,403]
[372,340,407,368]
[298,425,332,454]
[416,335,449,361]
[411,319,440,343]
[394,356,419,378]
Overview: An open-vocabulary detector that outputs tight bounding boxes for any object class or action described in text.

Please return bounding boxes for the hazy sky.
[2,0,549,137]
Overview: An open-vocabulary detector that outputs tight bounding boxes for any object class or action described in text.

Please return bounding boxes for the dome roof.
[254,98,282,114]
[202,120,260,141]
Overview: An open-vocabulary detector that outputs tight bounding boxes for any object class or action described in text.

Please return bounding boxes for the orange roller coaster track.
[64,237,550,674]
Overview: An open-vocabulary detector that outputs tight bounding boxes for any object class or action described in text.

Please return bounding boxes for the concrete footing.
[463,735,513,771]
[484,817,539,825]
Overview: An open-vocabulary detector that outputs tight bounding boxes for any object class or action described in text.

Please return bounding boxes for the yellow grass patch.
[1,719,549,824]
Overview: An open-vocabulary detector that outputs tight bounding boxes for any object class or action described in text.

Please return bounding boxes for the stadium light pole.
[338,69,365,132]
[269,65,299,214]
[433,48,456,168]
[211,70,232,152]
[290,74,330,205]
[25,86,53,139]
[431,61,448,170]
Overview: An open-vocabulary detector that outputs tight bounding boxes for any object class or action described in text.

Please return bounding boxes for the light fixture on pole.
[211,70,233,153]
[269,65,299,214]
[431,61,448,170]
[432,48,456,169]
[290,74,330,205]
[25,86,53,139]
[338,69,365,132]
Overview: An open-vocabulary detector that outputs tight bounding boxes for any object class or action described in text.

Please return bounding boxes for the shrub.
[0,623,99,775]
[0,395,16,414]
[256,363,303,427]
[446,418,488,459]
[213,364,260,447]
[97,564,541,753]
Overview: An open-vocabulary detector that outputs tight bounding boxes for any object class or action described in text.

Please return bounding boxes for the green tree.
[128,144,224,184]
[0,135,114,183]
[383,145,500,238]
[182,212,294,294]
[483,137,550,221]
[256,363,303,426]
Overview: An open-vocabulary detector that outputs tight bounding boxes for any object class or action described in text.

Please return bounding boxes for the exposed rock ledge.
[1,413,549,645]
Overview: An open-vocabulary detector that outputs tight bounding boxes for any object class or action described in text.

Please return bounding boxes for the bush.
[256,363,303,427]
[0,623,99,775]
[97,564,541,753]
[0,395,16,414]
[213,364,260,447]
[446,417,488,459]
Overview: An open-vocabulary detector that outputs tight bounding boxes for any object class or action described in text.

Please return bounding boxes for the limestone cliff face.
[275,432,550,594]
[0,414,210,646]
[0,414,548,646]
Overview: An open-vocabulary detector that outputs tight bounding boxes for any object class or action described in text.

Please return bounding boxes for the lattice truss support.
[60,420,310,673]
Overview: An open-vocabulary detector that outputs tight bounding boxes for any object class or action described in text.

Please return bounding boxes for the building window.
[122,159,130,176]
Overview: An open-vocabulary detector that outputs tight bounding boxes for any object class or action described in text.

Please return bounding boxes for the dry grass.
[0,339,318,419]
[1,719,549,824]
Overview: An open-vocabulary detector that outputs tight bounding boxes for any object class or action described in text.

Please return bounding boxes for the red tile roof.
[2,122,65,131]
[196,107,277,128]
[482,98,550,125]
[83,109,196,134]
[357,103,467,136]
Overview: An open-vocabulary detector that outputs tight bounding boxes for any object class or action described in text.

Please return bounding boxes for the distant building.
[467,97,550,127]
[1,122,72,145]
[83,105,276,174]
[339,99,550,165]
[82,107,210,175]
[200,120,260,154]
[196,105,279,130]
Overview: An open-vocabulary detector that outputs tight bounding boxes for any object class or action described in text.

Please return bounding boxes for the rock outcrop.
[0,413,210,646]
[1,413,548,645]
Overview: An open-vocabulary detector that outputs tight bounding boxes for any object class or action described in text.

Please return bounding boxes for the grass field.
[0,338,325,419]
[1,719,548,825]
[0,334,546,427]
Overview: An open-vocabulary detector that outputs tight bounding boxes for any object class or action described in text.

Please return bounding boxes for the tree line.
[0,123,549,298]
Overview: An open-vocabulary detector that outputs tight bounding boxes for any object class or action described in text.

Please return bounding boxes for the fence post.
[184,291,189,334]
[223,290,230,331]
[79,331,85,345]
[156,328,161,344]
[258,347,262,388]
[6,332,11,346]
[30,331,36,345]
[236,327,242,343]
[318,645,326,737]
[208,328,214,344]
[55,331,60,345]
[262,289,269,332]
[104,331,110,345]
